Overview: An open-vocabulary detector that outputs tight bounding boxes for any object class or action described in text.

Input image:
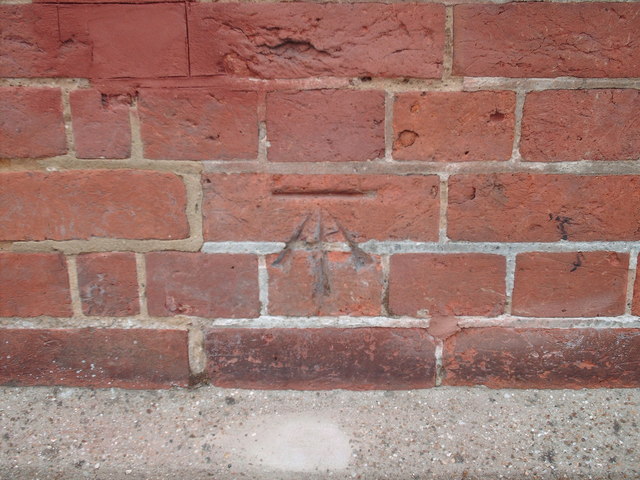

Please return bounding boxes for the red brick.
[77,252,139,317]
[188,3,445,78]
[0,253,71,318]
[393,92,515,162]
[0,170,188,241]
[36,0,181,3]
[267,90,385,162]
[0,329,189,389]
[389,254,506,317]
[448,174,640,242]
[139,89,258,160]
[453,3,640,78]
[146,253,259,318]
[512,252,628,318]
[443,328,640,389]
[521,90,640,162]
[203,174,440,242]
[0,88,66,159]
[267,251,382,316]
[70,89,131,159]
[205,328,436,390]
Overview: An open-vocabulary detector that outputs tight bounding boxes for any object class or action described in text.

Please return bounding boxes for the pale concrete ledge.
[1,386,638,479]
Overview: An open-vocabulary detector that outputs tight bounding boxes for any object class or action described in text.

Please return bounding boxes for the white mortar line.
[135,253,149,318]
[380,255,391,316]
[188,327,206,376]
[510,89,526,162]
[458,315,640,329]
[65,255,84,319]
[202,241,285,255]
[384,91,395,162]
[129,97,144,161]
[504,253,517,315]
[442,6,454,80]
[258,255,270,316]
[434,340,445,387]
[624,248,638,315]
[60,87,77,160]
[438,174,449,243]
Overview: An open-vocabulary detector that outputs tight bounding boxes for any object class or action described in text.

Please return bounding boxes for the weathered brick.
[0,253,71,318]
[513,252,628,318]
[448,174,640,242]
[188,3,445,78]
[267,251,383,316]
[203,174,440,242]
[139,89,258,160]
[205,328,436,390]
[634,255,640,316]
[36,0,181,3]
[393,92,515,162]
[389,254,506,317]
[267,90,385,162]
[453,3,640,78]
[77,252,139,317]
[70,89,131,159]
[0,170,188,241]
[146,253,259,318]
[443,328,640,389]
[0,329,189,389]
[0,88,66,159]
[521,90,640,162]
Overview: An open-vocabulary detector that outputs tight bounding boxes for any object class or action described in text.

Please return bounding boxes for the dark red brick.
[146,252,259,318]
[0,253,71,318]
[0,329,189,389]
[205,328,436,390]
[443,328,640,389]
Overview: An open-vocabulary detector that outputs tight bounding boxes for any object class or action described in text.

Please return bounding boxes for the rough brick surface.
[0,253,71,318]
[0,87,66,159]
[388,254,506,317]
[521,90,640,162]
[0,170,188,241]
[267,251,382,316]
[267,90,385,162]
[0,329,189,389]
[453,3,640,78]
[146,253,259,318]
[443,328,640,389]
[139,89,258,160]
[70,89,132,159]
[393,92,515,162]
[77,252,139,317]
[448,174,640,242]
[205,328,436,390]
[512,252,629,318]
[203,174,440,242]
[188,3,445,78]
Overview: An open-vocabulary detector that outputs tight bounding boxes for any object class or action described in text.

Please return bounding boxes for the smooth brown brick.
[0,170,188,241]
[0,329,189,389]
[521,90,640,162]
[188,3,445,78]
[77,252,139,317]
[146,253,259,318]
[139,89,258,160]
[389,254,506,317]
[205,328,436,390]
[513,252,629,318]
[70,89,132,159]
[267,90,385,162]
[203,174,440,242]
[0,88,66,159]
[443,328,640,389]
[393,92,515,162]
[453,3,640,78]
[448,174,640,242]
[267,251,383,316]
[0,253,71,318]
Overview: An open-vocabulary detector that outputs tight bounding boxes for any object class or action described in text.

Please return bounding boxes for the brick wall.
[1,0,639,390]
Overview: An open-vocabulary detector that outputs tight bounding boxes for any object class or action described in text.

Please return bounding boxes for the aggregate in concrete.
[0,386,638,479]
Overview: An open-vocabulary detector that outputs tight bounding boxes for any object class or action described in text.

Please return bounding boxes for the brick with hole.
[393,91,515,162]
[77,252,139,317]
[146,252,259,318]
[448,174,640,242]
[388,254,506,317]
[138,89,258,160]
[202,174,440,242]
[0,87,66,159]
[512,252,628,318]
[267,90,385,162]
[0,253,71,318]
[521,90,640,162]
